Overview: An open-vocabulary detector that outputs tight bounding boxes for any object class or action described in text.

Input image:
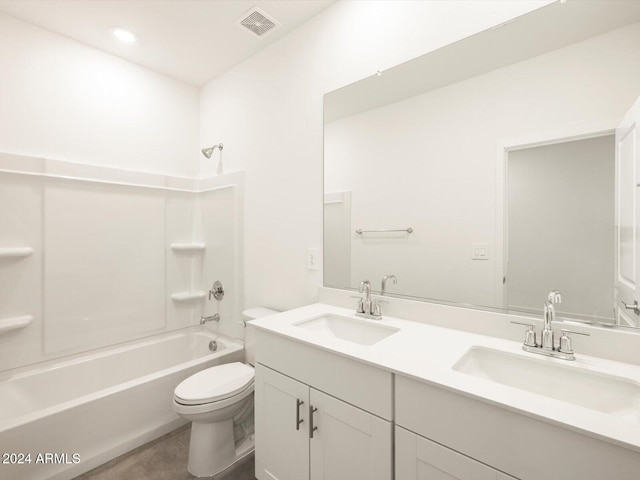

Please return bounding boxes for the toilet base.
[187,419,255,478]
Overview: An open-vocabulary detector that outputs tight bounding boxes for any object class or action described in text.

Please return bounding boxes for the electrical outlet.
[307,248,319,270]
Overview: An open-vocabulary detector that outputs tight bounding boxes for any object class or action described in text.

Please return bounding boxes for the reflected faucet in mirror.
[381,275,397,295]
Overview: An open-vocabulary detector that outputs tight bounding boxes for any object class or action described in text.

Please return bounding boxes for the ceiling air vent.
[236,7,281,38]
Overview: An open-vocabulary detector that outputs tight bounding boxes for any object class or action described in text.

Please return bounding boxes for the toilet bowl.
[173,307,278,477]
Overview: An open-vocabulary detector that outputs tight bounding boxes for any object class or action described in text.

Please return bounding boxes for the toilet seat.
[174,362,254,406]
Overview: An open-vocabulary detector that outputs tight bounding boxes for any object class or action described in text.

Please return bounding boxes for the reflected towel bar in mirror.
[355,227,413,235]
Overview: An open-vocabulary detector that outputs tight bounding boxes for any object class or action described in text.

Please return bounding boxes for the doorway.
[504,135,615,323]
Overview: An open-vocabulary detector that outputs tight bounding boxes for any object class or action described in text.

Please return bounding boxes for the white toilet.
[173,307,278,477]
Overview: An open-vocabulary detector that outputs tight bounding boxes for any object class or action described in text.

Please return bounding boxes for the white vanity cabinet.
[395,375,640,480]
[255,364,310,480]
[254,330,393,480]
[396,426,517,480]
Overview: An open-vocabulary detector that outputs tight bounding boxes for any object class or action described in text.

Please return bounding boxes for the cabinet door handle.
[296,399,304,430]
[309,405,318,439]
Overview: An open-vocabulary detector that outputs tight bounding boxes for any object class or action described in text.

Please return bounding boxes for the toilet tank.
[243,307,279,366]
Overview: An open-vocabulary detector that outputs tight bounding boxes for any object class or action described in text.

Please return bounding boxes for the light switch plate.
[471,243,489,260]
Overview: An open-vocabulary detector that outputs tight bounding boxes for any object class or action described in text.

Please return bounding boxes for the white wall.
[323,21,640,309]
[0,12,199,177]
[199,0,553,311]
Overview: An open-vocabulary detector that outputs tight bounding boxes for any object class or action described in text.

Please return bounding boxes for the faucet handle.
[558,329,589,354]
[560,328,589,336]
[209,280,224,301]
[510,321,534,327]
[510,321,537,347]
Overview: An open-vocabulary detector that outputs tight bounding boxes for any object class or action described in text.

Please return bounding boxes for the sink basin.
[294,314,399,346]
[453,347,640,420]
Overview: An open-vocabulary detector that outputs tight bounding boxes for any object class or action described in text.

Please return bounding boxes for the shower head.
[201,143,223,159]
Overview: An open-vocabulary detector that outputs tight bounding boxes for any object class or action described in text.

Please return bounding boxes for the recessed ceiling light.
[111,27,137,44]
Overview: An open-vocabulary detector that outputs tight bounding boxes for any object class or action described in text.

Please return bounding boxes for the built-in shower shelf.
[0,315,33,334]
[170,243,206,253]
[0,247,33,258]
[171,291,207,302]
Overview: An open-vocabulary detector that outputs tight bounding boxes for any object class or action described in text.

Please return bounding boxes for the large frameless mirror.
[323,1,640,328]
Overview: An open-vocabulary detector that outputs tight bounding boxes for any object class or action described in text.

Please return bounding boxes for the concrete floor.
[73,426,256,480]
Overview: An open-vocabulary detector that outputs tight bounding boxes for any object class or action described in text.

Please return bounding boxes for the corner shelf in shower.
[171,291,207,302]
[170,243,206,253]
[0,315,33,334]
[0,247,33,258]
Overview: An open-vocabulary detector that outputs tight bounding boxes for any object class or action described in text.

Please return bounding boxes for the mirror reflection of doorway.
[506,135,615,323]
[613,98,640,327]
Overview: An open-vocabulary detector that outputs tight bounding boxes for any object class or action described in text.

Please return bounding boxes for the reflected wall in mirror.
[505,135,615,323]
[323,1,640,328]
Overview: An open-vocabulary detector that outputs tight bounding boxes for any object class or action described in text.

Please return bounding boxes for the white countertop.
[250,303,640,453]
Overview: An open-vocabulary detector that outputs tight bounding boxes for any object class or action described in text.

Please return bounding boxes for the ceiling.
[0,0,335,86]
[325,0,640,122]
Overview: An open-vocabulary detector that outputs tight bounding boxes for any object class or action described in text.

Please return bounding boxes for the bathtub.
[0,326,244,480]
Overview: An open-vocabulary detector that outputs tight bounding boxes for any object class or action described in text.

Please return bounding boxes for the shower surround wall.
[0,154,244,373]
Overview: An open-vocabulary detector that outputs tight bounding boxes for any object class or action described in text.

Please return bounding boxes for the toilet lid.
[174,362,254,405]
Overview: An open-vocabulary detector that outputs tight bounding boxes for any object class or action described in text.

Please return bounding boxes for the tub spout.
[200,314,220,325]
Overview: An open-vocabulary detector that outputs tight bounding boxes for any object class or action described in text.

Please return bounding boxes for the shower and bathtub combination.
[0,154,250,479]
[0,328,243,480]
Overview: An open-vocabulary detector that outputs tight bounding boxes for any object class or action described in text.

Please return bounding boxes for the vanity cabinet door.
[255,364,310,480]
[395,426,502,480]
[309,388,392,480]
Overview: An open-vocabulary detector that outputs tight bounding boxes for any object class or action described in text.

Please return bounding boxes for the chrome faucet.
[541,290,561,350]
[381,274,397,295]
[356,280,382,320]
[200,313,220,325]
[511,290,589,361]
[359,280,372,315]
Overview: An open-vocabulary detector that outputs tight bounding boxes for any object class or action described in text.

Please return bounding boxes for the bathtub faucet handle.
[209,281,225,301]
[200,314,220,325]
